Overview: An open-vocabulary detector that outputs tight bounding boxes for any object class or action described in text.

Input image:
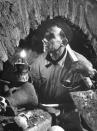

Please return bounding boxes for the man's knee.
[47,125,65,131]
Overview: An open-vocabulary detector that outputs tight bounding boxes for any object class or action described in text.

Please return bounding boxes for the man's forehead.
[44,26,63,39]
[47,26,62,35]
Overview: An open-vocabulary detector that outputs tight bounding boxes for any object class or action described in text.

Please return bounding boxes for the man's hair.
[59,27,67,41]
[44,25,68,44]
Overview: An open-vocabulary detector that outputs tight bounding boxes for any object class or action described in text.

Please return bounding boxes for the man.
[30,25,96,131]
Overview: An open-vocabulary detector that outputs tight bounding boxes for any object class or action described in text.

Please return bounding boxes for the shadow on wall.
[19,17,73,53]
[19,16,97,68]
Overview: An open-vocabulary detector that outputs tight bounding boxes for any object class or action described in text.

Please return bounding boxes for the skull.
[0,96,9,113]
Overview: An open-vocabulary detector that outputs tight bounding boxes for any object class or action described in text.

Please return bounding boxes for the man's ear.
[28,66,31,71]
[62,37,68,45]
[0,60,3,72]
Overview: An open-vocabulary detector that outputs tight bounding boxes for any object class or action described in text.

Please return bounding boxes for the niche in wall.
[19,17,97,68]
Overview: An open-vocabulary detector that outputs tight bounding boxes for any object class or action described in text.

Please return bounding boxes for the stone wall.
[0,1,97,130]
[0,0,97,61]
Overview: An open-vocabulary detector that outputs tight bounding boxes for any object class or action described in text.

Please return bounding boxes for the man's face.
[42,26,64,53]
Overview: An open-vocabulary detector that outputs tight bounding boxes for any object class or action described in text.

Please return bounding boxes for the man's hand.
[69,61,97,78]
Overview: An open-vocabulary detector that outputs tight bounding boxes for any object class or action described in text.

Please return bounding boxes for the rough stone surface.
[0,0,97,130]
[71,90,97,131]
[0,109,52,131]
[22,109,52,131]
[0,0,97,60]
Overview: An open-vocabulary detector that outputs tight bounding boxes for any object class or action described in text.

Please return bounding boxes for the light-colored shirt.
[30,49,93,104]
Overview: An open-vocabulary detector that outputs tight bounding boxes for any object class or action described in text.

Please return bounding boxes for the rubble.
[71,90,97,131]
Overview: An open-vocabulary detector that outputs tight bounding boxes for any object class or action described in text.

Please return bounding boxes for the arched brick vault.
[0,0,97,66]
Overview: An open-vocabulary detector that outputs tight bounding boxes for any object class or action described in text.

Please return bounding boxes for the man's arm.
[68,51,97,89]
[29,55,45,94]
[73,51,97,78]
[62,49,96,91]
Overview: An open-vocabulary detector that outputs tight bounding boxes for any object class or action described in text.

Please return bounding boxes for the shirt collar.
[58,49,67,67]
[45,49,67,68]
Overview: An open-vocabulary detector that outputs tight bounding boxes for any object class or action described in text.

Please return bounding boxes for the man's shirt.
[30,49,92,104]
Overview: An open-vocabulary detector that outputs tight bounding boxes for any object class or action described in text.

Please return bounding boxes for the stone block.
[17,109,52,131]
